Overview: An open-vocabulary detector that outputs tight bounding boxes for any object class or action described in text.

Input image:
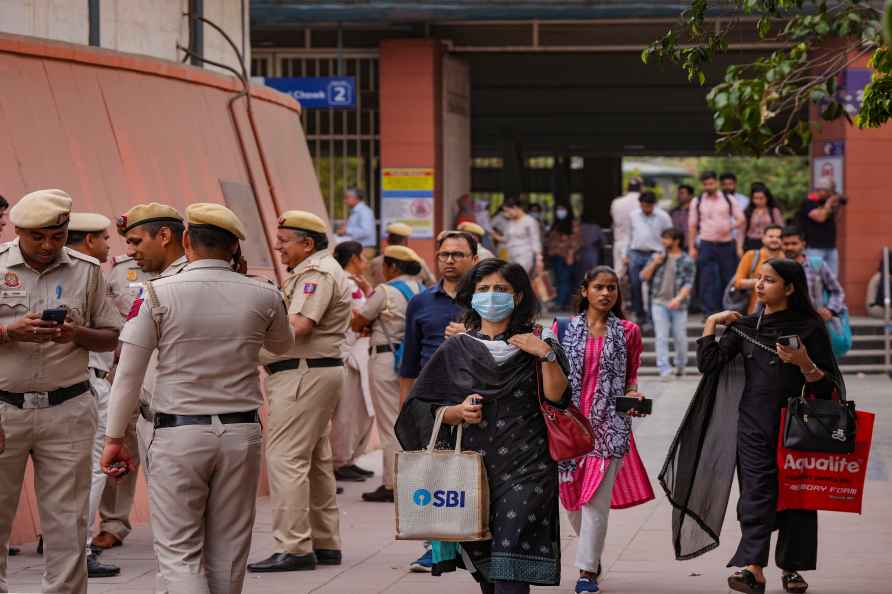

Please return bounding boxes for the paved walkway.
[7,375,891,593]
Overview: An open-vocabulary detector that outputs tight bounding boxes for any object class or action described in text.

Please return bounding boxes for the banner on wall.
[814,140,844,192]
[381,168,435,239]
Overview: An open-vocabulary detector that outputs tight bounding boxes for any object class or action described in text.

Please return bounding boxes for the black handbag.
[783,386,857,454]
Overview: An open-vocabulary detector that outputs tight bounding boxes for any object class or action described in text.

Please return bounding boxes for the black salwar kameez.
[660,310,844,570]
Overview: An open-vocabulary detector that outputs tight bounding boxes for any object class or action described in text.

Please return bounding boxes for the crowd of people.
[0,176,874,594]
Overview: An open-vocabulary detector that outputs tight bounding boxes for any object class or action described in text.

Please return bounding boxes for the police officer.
[64,212,122,578]
[352,245,424,503]
[106,254,150,318]
[457,222,497,260]
[0,189,122,594]
[368,222,435,287]
[101,203,293,594]
[249,210,352,573]
[92,202,187,551]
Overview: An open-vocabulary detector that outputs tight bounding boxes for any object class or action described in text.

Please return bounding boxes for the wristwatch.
[540,349,557,363]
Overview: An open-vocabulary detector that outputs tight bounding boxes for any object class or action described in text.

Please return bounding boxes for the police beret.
[278,210,328,234]
[9,189,72,229]
[457,222,486,237]
[384,245,421,263]
[68,212,111,233]
[185,203,246,240]
[385,222,413,237]
[118,202,183,235]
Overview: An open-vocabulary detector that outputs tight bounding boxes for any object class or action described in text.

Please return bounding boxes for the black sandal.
[728,569,766,594]
[782,572,809,593]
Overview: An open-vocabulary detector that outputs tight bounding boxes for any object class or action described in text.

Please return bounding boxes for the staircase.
[635,316,891,377]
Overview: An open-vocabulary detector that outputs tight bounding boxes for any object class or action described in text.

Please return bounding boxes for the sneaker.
[674,367,686,378]
[575,576,600,593]
[408,548,433,573]
[659,370,673,382]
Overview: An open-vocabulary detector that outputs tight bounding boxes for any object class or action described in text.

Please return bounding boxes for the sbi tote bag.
[394,407,491,542]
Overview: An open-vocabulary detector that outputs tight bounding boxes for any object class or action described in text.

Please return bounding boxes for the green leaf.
[698,71,706,85]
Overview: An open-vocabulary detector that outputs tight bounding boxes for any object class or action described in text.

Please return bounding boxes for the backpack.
[722,249,760,313]
[379,280,420,373]
[696,191,734,236]
[808,257,852,358]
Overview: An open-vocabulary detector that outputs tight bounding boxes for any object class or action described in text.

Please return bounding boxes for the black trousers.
[728,421,818,571]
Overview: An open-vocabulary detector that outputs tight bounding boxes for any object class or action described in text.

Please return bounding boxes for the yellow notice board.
[381,168,434,239]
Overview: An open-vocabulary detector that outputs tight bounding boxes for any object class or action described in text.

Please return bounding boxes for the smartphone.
[41,307,67,325]
[616,397,653,416]
[778,335,801,349]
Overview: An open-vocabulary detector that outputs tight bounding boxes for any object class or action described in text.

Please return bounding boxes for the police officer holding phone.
[0,189,122,594]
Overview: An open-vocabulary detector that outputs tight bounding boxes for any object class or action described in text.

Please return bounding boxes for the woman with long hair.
[743,183,784,251]
[545,202,581,309]
[661,259,845,594]
[395,259,569,594]
[559,266,650,594]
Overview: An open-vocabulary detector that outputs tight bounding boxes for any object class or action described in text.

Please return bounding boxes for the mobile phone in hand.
[41,308,67,325]
[778,335,801,349]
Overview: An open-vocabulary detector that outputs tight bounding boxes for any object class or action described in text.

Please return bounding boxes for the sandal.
[728,569,766,594]
[782,572,809,593]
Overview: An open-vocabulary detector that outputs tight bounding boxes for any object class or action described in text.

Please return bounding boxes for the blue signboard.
[263,77,355,109]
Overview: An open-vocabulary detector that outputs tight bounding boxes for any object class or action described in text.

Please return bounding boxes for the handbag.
[394,407,491,542]
[535,361,596,462]
[826,309,853,358]
[783,385,857,454]
[722,249,759,313]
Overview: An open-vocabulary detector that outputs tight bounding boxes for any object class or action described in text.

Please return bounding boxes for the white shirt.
[628,207,673,253]
[610,192,641,246]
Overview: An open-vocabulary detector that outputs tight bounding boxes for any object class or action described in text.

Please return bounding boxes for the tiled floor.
[7,374,891,593]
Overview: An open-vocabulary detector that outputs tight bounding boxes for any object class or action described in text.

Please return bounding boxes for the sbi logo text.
[412,488,466,508]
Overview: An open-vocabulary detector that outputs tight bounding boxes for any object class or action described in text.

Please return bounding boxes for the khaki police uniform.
[0,190,122,594]
[106,255,151,317]
[368,222,434,288]
[359,272,422,489]
[107,203,293,594]
[260,217,352,556]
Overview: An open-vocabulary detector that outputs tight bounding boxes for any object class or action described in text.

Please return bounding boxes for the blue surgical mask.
[555,208,568,220]
[471,291,515,322]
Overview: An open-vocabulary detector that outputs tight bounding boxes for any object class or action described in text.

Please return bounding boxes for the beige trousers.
[0,392,96,594]
[331,363,374,469]
[87,372,111,547]
[99,410,139,540]
[367,351,401,489]
[566,458,623,574]
[145,419,262,594]
[265,365,342,555]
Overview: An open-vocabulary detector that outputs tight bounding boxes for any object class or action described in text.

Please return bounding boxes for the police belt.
[0,381,91,409]
[153,410,260,429]
[264,358,342,375]
[369,343,400,355]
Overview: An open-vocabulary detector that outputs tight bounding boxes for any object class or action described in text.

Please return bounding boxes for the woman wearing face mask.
[661,259,844,594]
[395,259,570,594]
[545,203,581,310]
[558,266,648,594]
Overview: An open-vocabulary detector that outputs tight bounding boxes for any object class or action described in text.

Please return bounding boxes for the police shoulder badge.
[127,270,138,281]
[4,272,20,288]
[303,282,317,294]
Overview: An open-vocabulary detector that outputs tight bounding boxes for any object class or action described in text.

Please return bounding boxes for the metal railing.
[884,246,891,378]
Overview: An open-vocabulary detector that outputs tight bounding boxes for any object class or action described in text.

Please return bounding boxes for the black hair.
[457,259,540,335]
[763,259,822,323]
[528,203,543,212]
[763,223,784,236]
[66,230,91,246]
[678,184,695,195]
[627,178,642,192]
[436,230,477,255]
[719,172,737,182]
[699,171,717,182]
[661,227,684,244]
[383,256,421,277]
[387,232,408,246]
[0,195,7,210]
[333,240,363,269]
[143,220,185,243]
[744,182,780,235]
[576,266,624,319]
[502,196,521,210]
[781,225,804,240]
[187,225,238,251]
[638,191,657,204]
[551,202,575,235]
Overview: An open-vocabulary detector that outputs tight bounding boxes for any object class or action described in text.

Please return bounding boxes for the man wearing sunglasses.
[398,230,478,572]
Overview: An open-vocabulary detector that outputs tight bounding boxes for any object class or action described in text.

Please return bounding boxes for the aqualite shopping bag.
[394,407,491,541]
[777,408,875,514]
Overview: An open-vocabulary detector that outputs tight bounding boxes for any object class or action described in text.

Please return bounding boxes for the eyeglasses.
[437,251,470,262]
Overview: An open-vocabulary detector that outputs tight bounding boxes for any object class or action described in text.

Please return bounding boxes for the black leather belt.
[264,358,342,375]
[369,344,400,355]
[154,410,260,429]
[0,381,91,409]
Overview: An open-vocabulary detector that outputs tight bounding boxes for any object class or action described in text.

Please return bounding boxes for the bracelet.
[801,363,819,376]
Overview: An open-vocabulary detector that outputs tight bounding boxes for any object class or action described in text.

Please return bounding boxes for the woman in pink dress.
[559,266,653,594]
